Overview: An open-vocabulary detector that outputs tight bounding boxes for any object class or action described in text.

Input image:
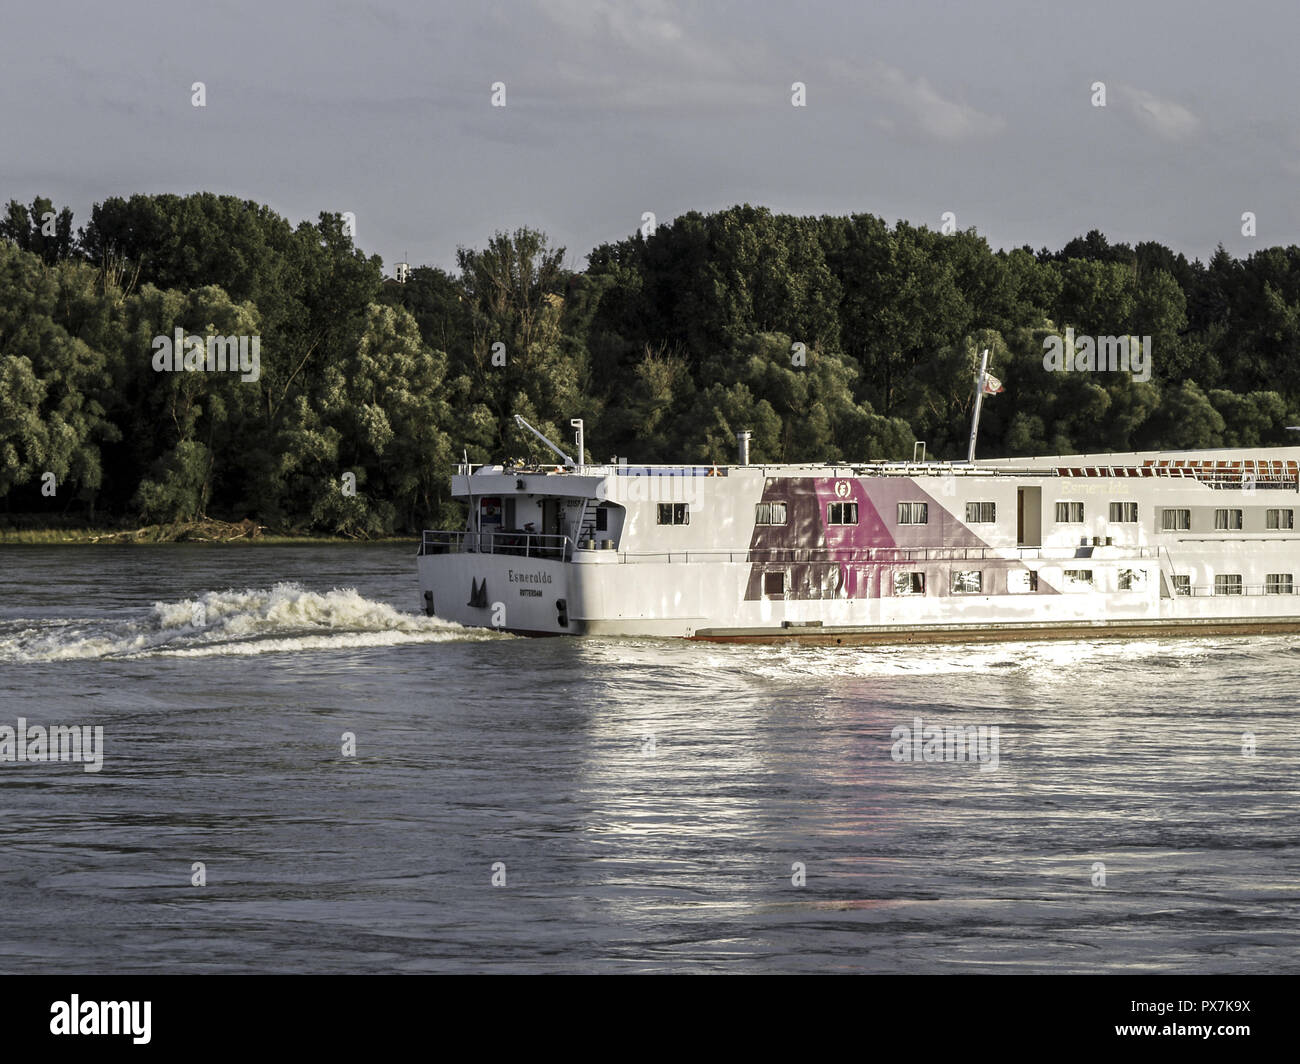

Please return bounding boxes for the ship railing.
[1175,584,1296,597]
[419,529,572,560]
[450,461,1300,483]
[420,535,1181,565]
[1173,536,1300,542]
[1199,473,1299,489]
[601,545,1167,565]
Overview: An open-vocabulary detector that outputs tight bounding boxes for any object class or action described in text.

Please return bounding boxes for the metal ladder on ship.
[576,498,599,545]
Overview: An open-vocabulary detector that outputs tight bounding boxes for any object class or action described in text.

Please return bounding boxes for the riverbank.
[0,518,417,545]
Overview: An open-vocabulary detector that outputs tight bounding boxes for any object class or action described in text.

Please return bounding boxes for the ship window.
[1267,573,1293,594]
[965,501,996,523]
[827,502,858,525]
[1109,502,1138,522]
[1118,568,1147,591]
[897,502,928,525]
[1172,574,1191,596]
[657,503,689,525]
[893,571,925,595]
[1008,570,1038,593]
[1161,508,1191,531]
[1055,501,1085,522]
[1214,574,1243,595]
[595,506,609,532]
[1063,569,1094,588]
[1215,508,1243,530]
[950,570,982,594]
[755,502,788,526]
[763,571,785,596]
[1267,509,1295,530]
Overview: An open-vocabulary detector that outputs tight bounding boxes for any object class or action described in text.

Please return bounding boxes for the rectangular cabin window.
[1162,508,1191,531]
[1172,574,1191,596]
[965,501,996,523]
[897,502,928,525]
[1056,501,1085,523]
[1267,574,1294,594]
[595,506,609,532]
[763,571,785,597]
[893,571,925,595]
[1118,568,1147,591]
[1214,574,1243,595]
[1215,508,1243,530]
[950,570,982,594]
[657,503,689,525]
[1109,502,1139,522]
[827,502,858,525]
[755,502,788,526]
[1063,569,1094,588]
[1267,509,1295,530]
[1008,570,1038,593]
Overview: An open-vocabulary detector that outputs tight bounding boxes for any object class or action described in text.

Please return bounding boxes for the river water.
[0,544,1296,973]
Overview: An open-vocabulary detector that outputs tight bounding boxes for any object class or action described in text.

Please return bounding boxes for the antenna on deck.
[570,419,585,472]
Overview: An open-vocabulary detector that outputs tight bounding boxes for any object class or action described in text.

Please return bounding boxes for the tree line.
[2,193,1297,535]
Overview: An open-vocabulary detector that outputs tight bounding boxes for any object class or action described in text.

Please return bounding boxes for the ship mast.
[966,348,990,463]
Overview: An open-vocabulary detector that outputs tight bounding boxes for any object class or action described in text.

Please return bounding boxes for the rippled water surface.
[0,544,1297,973]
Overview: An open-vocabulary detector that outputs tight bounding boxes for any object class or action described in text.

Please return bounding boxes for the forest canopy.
[2,193,1297,535]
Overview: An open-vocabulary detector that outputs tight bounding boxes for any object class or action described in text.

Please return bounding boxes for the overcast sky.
[3,0,1297,274]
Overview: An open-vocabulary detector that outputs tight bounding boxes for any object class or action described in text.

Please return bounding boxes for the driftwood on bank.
[87,518,266,543]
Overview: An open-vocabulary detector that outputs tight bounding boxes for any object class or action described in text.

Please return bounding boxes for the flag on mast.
[982,372,1005,395]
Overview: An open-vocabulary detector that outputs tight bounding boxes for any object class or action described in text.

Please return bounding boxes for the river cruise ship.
[416,418,1300,644]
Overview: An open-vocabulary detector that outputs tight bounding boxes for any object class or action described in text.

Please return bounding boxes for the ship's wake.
[0,583,499,662]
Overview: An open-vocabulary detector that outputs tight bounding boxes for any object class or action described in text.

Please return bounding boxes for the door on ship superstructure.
[541,497,584,559]
[542,498,562,537]
[1017,486,1042,546]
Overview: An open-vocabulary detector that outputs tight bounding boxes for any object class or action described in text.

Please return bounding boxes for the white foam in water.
[0,583,500,662]
[680,633,1234,682]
